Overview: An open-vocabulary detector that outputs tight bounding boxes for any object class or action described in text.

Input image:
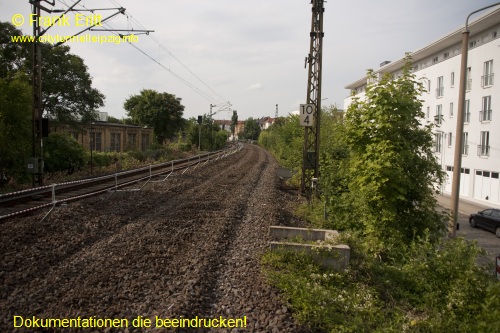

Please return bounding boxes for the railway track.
[0,145,241,221]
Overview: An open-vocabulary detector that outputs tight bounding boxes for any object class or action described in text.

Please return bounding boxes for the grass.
[262,203,499,333]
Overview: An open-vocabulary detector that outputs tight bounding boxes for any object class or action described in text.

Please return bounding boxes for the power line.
[107,0,228,103]
[54,0,228,105]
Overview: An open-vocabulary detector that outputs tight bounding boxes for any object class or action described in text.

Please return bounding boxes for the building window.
[110,133,121,152]
[466,67,472,91]
[435,104,443,125]
[426,106,430,118]
[127,133,137,149]
[433,56,438,64]
[482,60,494,87]
[434,132,442,153]
[448,132,452,147]
[462,132,468,155]
[427,79,431,93]
[141,134,150,150]
[463,99,470,123]
[478,131,490,157]
[436,76,444,97]
[480,96,492,122]
[450,72,455,87]
[91,132,102,151]
[449,102,454,118]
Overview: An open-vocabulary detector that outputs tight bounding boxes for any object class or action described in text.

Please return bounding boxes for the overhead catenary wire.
[54,0,228,106]
[107,0,229,103]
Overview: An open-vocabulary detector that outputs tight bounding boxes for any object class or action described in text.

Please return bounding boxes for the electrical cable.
[54,0,228,106]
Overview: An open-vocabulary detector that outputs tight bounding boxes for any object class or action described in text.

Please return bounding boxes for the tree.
[241,117,261,141]
[230,110,238,140]
[0,75,31,184]
[37,45,105,124]
[107,116,122,124]
[258,114,303,170]
[0,22,29,80]
[343,55,446,257]
[1,22,105,124]
[124,89,185,145]
[186,115,226,151]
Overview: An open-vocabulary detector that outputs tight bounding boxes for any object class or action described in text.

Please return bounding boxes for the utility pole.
[449,2,500,238]
[28,0,152,187]
[301,0,325,197]
[31,1,43,187]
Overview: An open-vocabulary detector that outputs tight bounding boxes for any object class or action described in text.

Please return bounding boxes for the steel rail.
[0,145,242,221]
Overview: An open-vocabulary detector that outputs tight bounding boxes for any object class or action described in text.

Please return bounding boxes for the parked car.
[469,208,500,238]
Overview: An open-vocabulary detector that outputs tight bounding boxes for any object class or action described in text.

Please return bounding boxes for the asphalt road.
[436,194,500,273]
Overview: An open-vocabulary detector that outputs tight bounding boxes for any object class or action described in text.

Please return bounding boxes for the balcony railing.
[435,86,444,98]
[477,145,490,157]
[482,73,494,87]
[434,114,443,125]
[479,109,492,122]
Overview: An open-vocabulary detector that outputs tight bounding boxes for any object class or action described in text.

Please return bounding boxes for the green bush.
[263,235,496,333]
[44,132,85,173]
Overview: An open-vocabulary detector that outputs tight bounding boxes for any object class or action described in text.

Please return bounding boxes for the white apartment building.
[344,8,500,207]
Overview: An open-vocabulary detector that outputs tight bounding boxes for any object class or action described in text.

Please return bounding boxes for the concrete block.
[269,226,349,269]
[269,226,339,242]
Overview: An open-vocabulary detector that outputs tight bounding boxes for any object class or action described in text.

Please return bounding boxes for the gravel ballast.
[0,144,310,333]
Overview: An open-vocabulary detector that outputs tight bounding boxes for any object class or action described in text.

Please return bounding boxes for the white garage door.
[474,170,500,204]
[460,168,470,197]
[444,166,470,197]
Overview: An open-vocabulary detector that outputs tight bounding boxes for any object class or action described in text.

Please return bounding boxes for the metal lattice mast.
[32,1,43,187]
[301,0,324,196]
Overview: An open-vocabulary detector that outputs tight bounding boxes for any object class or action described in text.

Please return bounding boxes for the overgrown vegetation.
[263,235,496,333]
[185,115,229,151]
[260,56,499,332]
[3,139,198,192]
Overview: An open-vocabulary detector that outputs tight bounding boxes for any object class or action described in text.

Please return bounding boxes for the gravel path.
[0,144,310,333]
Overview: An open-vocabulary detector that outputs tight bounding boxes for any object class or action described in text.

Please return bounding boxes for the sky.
[1,0,498,121]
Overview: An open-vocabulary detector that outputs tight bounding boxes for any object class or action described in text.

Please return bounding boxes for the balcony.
[477,145,490,157]
[479,109,492,122]
[481,73,494,87]
[434,114,443,125]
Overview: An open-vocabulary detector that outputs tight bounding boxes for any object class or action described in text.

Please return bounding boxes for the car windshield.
[482,209,493,216]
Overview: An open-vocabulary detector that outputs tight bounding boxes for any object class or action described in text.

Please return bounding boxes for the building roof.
[344,8,500,90]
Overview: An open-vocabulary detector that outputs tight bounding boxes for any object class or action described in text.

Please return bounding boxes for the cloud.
[2,0,495,120]
[246,83,263,91]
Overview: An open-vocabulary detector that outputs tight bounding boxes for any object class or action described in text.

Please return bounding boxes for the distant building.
[258,117,276,130]
[344,8,500,207]
[54,112,154,152]
[213,119,243,141]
